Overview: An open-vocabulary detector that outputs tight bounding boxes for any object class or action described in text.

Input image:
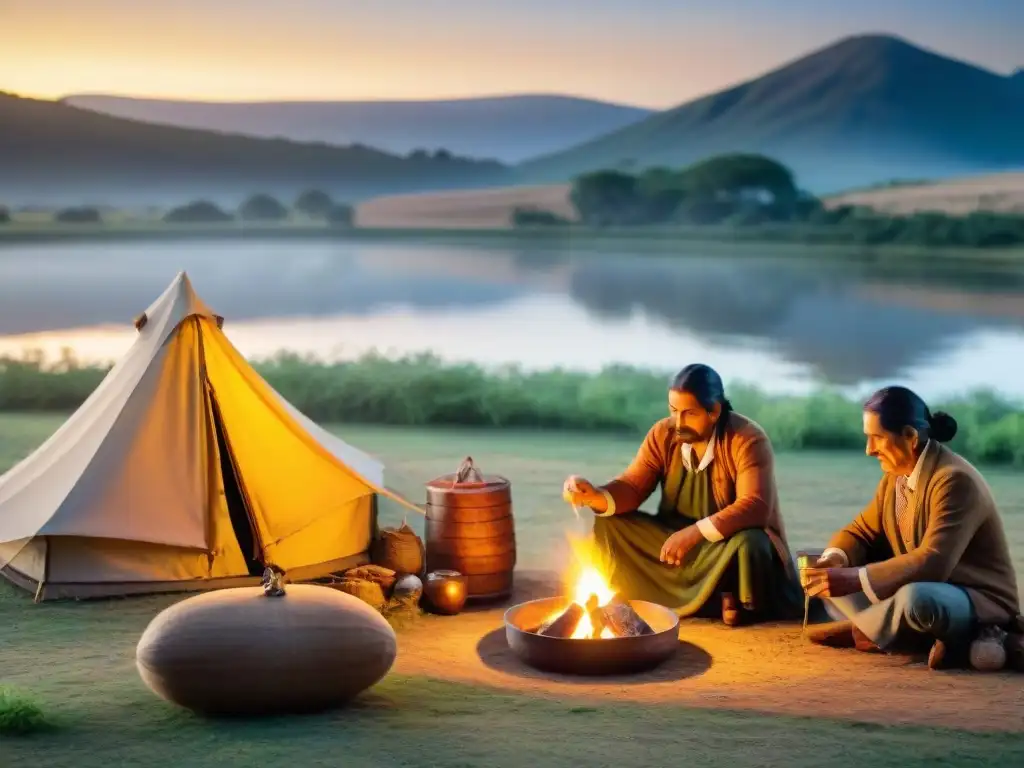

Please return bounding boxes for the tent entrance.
[208,387,264,577]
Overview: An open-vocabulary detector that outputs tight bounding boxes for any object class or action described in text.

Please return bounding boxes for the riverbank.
[3,220,1024,265]
[2,353,1021,467]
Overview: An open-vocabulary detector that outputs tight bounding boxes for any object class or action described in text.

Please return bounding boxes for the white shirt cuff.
[595,489,616,517]
[821,547,850,566]
[696,517,724,542]
[858,567,881,604]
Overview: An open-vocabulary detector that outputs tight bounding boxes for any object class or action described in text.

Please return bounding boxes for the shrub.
[326,203,355,227]
[0,686,53,736]
[511,206,571,227]
[54,207,101,224]
[2,351,1022,467]
[238,194,289,222]
[294,189,334,219]
[163,200,233,224]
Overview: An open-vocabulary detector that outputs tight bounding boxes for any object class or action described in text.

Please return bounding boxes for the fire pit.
[503,548,679,675]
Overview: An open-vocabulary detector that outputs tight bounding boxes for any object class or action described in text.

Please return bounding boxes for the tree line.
[512,154,1024,249]
[0,190,355,227]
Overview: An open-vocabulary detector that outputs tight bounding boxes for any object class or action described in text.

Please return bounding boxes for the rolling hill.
[519,34,1024,193]
[0,92,510,207]
[62,94,653,164]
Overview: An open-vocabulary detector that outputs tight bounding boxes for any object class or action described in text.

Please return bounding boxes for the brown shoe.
[852,626,882,653]
[805,620,856,648]
[928,639,969,670]
[722,592,740,626]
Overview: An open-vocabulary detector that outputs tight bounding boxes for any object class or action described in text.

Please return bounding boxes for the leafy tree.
[0,206,10,224]
[637,167,688,221]
[54,207,101,224]
[570,170,642,226]
[239,194,288,222]
[294,189,334,218]
[326,203,355,227]
[163,200,233,224]
[682,153,798,210]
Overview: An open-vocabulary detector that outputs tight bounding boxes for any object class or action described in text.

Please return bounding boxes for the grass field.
[3,415,1024,765]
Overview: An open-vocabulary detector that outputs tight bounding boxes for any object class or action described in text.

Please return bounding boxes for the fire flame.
[570,567,617,639]
[551,533,618,639]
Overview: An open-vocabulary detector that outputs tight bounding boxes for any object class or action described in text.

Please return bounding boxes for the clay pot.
[423,570,468,615]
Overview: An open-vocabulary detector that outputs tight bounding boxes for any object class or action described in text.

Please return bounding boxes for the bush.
[54,207,101,224]
[163,200,233,224]
[511,206,571,227]
[0,686,53,736]
[238,194,289,222]
[294,189,334,219]
[565,153,1024,248]
[325,203,355,227]
[0,205,10,224]
[2,350,1023,467]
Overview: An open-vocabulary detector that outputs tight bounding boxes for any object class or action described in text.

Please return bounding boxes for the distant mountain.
[62,93,653,164]
[0,93,510,207]
[519,35,1024,193]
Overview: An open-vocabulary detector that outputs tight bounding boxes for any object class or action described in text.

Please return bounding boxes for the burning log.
[536,602,585,638]
[598,593,655,637]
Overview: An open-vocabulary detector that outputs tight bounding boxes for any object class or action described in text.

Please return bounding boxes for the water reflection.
[0,238,1022,399]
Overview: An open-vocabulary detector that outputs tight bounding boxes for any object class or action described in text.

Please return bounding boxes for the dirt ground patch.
[396,569,1024,733]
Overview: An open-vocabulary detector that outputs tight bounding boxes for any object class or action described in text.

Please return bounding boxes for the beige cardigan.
[828,441,1019,625]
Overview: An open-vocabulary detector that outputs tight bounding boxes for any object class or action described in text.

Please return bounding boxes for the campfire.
[503,535,680,675]
[527,540,654,640]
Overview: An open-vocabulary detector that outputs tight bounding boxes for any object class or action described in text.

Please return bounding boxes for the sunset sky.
[4,0,1022,108]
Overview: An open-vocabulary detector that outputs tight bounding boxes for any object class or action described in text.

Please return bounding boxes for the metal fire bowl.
[504,596,680,676]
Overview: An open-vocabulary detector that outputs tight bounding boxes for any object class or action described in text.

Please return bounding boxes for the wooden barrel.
[424,459,515,601]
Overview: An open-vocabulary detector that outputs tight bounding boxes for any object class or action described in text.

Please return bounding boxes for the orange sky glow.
[3,1,1020,107]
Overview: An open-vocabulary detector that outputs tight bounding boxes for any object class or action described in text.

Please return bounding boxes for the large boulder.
[136,584,397,716]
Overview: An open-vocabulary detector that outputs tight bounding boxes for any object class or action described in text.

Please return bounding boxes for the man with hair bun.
[563,363,803,627]
[803,385,1021,670]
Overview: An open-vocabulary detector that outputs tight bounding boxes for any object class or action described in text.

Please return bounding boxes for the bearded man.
[563,364,803,626]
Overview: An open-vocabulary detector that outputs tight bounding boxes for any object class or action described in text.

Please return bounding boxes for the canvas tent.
[0,272,414,601]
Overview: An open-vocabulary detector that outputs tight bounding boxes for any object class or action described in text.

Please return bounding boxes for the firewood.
[345,565,398,594]
[598,600,655,637]
[536,602,585,638]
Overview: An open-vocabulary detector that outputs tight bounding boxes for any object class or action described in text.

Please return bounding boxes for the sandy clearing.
[356,183,574,229]
[394,569,1024,733]
[824,172,1024,215]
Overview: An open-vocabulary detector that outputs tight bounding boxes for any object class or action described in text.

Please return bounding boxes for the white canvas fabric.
[0,272,408,600]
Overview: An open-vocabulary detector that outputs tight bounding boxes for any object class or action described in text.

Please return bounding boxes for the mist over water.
[1,238,1023,401]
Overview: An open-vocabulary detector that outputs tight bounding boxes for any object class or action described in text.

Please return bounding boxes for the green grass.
[4,352,1024,467]
[2,416,1024,765]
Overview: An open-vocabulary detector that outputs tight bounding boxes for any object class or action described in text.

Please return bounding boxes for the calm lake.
[1,238,1024,401]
